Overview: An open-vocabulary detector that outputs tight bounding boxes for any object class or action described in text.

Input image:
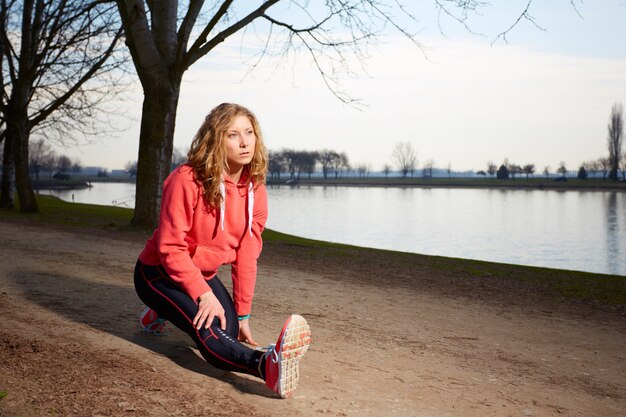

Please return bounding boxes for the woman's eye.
[228,133,237,139]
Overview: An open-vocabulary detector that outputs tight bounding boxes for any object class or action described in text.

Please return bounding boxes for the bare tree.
[607,102,623,180]
[0,0,124,211]
[391,142,417,178]
[281,149,298,180]
[356,163,371,178]
[508,163,522,179]
[598,157,610,180]
[28,138,53,182]
[543,165,550,179]
[268,150,285,181]
[57,155,72,175]
[487,161,497,179]
[71,159,82,177]
[583,160,599,179]
[422,158,435,178]
[382,164,391,178]
[41,150,57,178]
[332,152,349,179]
[298,151,317,179]
[318,149,338,180]
[125,160,138,178]
[557,161,568,177]
[523,163,535,179]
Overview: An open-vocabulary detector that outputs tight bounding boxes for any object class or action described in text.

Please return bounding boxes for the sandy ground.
[0,218,625,417]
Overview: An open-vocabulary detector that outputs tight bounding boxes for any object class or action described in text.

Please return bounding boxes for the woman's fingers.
[218,310,227,330]
[238,321,257,346]
[193,312,202,329]
[205,310,215,329]
[194,292,226,330]
[244,332,257,346]
[200,307,226,330]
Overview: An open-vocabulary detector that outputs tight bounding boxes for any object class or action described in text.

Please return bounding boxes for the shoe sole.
[275,314,312,398]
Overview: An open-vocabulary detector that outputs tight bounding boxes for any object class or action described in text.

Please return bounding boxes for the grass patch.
[1,194,134,230]
[262,228,358,250]
[263,228,626,306]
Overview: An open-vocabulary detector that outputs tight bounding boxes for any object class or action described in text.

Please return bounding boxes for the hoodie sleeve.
[157,168,211,301]
[231,183,268,316]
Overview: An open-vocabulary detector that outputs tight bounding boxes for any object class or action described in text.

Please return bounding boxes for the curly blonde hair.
[187,103,268,208]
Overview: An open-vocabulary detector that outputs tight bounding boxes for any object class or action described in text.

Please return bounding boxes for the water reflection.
[605,192,621,275]
[48,182,626,276]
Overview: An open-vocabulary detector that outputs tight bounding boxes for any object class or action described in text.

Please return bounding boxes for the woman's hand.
[238,319,258,346]
[193,290,226,330]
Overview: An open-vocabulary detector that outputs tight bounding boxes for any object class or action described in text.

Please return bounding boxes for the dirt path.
[0,219,624,417]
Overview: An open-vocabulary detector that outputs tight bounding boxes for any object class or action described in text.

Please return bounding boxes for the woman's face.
[224,115,256,174]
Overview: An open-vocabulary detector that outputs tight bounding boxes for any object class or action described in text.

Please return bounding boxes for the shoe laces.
[266,344,278,363]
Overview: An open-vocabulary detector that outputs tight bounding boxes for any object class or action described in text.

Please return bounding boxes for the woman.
[134,103,311,399]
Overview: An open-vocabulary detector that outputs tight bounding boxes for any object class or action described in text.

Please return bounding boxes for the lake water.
[44,183,626,276]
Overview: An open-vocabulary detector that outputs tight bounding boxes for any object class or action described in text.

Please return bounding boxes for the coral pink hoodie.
[138,164,268,315]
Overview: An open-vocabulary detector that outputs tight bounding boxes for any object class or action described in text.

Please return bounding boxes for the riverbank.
[0,197,624,416]
[268,176,626,191]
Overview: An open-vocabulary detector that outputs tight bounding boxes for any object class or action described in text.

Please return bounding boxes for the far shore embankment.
[267,176,626,192]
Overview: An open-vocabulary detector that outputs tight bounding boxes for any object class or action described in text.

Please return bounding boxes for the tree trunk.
[12,118,37,213]
[131,84,180,229]
[0,135,15,209]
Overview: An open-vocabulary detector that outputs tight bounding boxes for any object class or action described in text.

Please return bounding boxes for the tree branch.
[184,0,280,70]
[176,0,206,63]
[30,27,123,126]
[491,0,544,45]
[182,0,234,70]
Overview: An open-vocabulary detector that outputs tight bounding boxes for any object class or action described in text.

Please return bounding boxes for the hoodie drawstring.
[219,182,226,231]
[218,181,254,237]
[248,183,254,237]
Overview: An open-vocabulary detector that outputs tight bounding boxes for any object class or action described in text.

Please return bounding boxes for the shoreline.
[268,177,626,192]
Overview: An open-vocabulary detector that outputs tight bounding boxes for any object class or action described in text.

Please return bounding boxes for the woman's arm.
[156,167,212,302]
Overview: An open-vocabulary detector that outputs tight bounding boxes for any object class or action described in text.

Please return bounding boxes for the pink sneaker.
[265,314,311,398]
[139,306,167,335]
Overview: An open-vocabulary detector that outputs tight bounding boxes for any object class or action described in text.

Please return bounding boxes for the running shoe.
[139,306,168,335]
[265,314,312,399]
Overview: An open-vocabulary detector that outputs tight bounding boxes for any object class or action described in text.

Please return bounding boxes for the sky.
[57,1,626,173]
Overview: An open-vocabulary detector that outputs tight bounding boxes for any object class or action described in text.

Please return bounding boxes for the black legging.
[134,259,265,378]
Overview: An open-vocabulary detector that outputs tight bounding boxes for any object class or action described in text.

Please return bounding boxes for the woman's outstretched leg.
[134,260,312,397]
